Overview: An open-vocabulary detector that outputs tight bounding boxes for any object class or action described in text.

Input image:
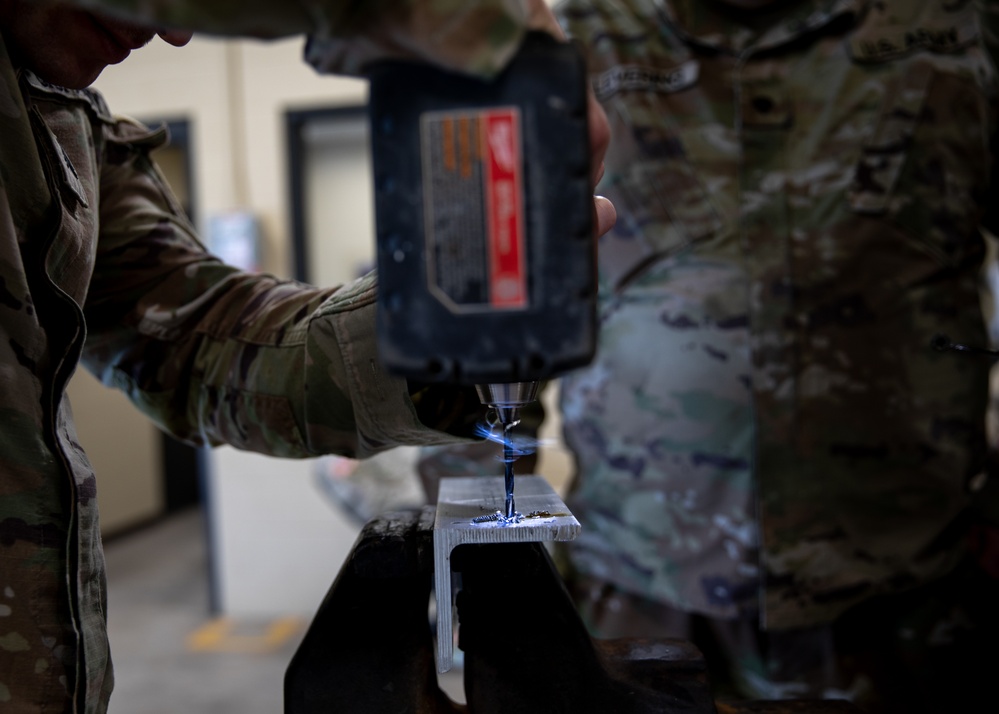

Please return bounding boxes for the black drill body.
[366,32,597,387]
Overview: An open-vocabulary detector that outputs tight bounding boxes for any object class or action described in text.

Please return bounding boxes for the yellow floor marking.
[186,617,304,654]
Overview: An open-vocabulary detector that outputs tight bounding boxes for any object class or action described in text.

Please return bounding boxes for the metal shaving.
[472,511,524,525]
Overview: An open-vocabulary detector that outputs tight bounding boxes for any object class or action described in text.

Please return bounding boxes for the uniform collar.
[654,0,867,55]
[21,70,114,124]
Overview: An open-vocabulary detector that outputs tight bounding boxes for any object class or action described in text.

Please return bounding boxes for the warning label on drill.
[421,107,527,311]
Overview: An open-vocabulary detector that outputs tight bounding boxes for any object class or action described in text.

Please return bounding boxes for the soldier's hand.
[525,0,615,239]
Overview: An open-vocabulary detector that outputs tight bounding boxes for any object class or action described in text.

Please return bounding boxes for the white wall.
[68,372,162,534]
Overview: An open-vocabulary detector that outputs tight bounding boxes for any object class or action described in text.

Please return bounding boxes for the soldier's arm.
[62,0,549,78]
[83,116,477,460]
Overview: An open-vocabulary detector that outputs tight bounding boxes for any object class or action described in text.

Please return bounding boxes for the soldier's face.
[0,0,192,89]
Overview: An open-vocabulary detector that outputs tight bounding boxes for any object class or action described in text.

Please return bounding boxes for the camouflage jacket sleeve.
[70,0,532,77]
[83,117,468,459]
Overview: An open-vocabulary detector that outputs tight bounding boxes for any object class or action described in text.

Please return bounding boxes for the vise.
[284,476,861,714]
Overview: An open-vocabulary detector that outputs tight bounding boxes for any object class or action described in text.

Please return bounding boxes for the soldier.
[551,0,999,712]
[0,1,613,711]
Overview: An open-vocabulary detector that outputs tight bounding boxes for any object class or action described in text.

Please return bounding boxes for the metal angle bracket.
[432,475,580,673]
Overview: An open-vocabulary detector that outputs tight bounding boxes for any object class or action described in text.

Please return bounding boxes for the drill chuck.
[475,381,540,428]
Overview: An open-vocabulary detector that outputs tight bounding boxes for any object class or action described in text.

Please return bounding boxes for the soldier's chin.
[59,63,110,90]
[31,59,108,90]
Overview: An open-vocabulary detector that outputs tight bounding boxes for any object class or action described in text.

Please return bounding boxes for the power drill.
[366,31,596,517]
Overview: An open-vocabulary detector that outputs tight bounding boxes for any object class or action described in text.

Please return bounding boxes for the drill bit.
[503,426,516,518]
[475,382,539,520]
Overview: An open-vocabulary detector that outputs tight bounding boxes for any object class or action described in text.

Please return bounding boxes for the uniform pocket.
[848,58,992,269]
[848,61,933,214]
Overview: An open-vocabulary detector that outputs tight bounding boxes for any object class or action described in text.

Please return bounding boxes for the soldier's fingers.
[594,195,616,238]
[588,92,610,185]
[525,0,567,39]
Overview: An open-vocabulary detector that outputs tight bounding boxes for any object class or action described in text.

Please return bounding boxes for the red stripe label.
[482,110,526,309]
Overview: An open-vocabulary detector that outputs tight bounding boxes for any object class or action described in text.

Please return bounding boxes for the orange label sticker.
[421,107,527,312]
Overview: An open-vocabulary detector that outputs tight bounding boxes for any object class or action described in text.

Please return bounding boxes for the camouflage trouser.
[563,549,999,714]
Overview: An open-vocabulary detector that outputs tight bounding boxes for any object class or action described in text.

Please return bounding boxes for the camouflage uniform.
[552,0,999,708]
[0,2,530,711]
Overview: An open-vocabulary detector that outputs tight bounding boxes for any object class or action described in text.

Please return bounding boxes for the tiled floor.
[104,508,301,713]
[103,507,465,713]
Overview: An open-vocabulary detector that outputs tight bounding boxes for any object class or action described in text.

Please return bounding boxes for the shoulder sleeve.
[85,116,463,459]
[74,0,532,77]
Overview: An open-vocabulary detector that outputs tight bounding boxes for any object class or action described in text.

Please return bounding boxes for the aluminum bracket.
[432,475,580,673]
